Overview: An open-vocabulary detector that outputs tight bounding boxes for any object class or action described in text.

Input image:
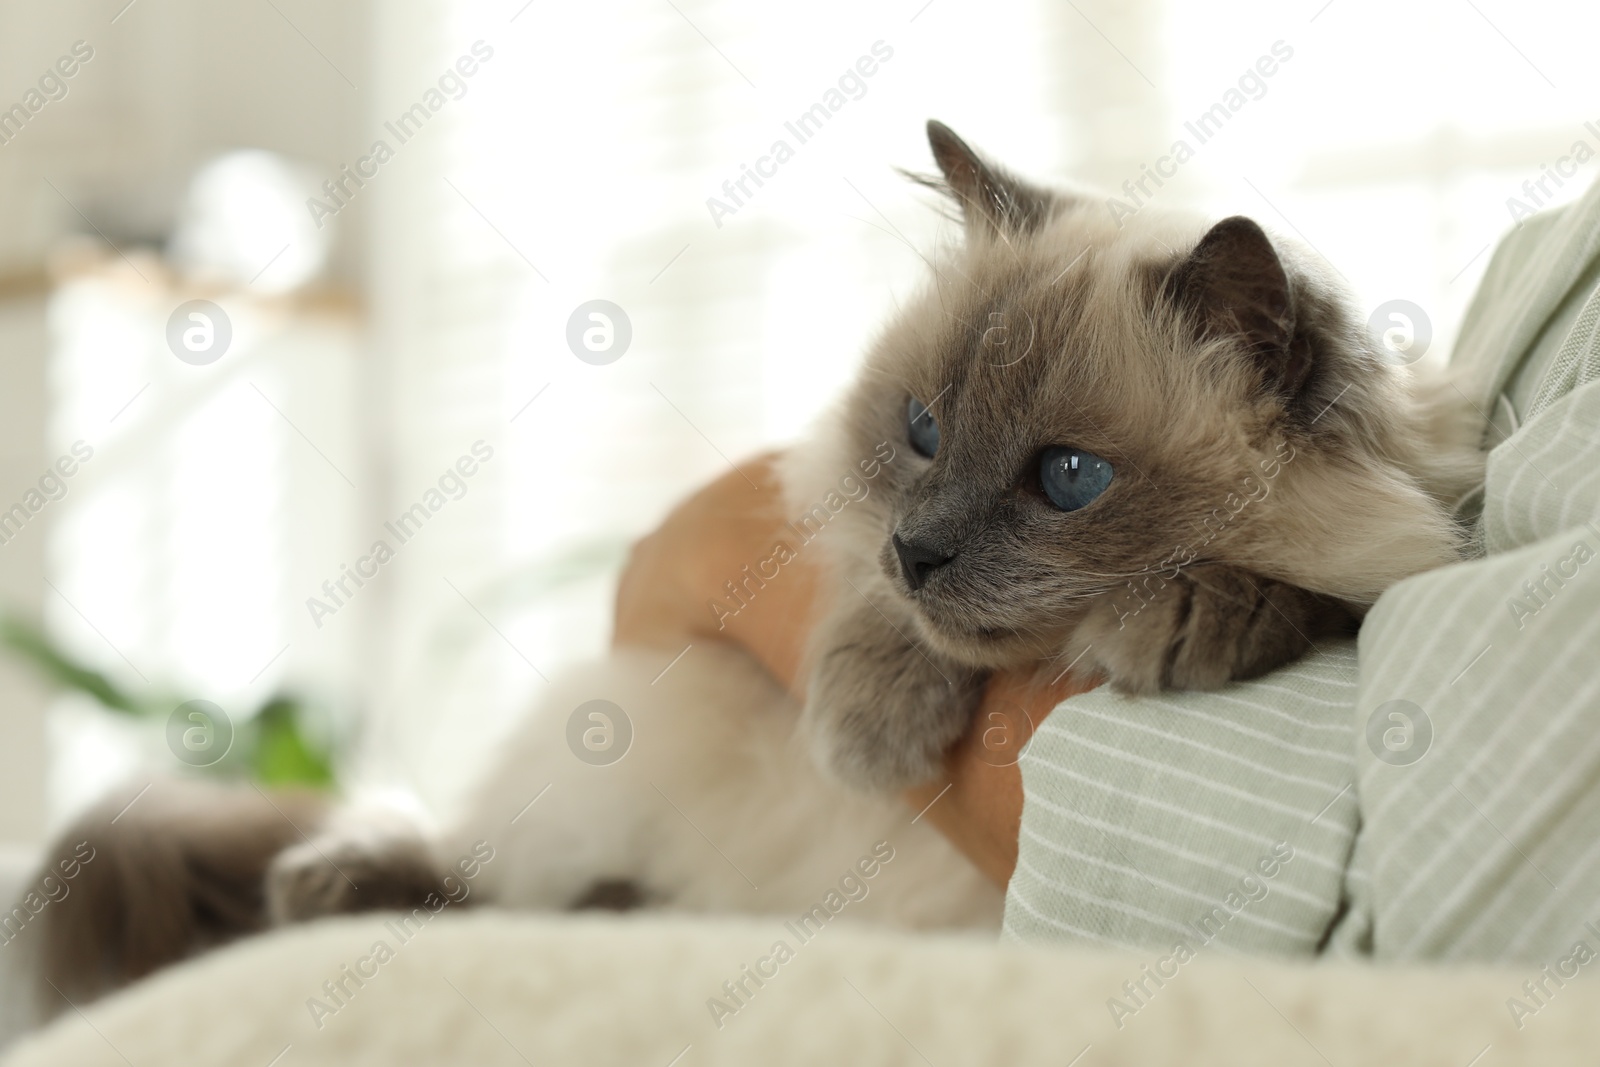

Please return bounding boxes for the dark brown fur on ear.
[26,779,328,1014]
[1165,215,1313,398]
[905,120,1061,237]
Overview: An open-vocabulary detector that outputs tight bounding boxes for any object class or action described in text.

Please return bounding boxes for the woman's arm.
[613,454,817,692]
[613,453,1094,887]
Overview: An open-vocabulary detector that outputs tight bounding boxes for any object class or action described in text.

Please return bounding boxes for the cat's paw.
[265,827,446,924]
[1072,564,1357,694]
[803,598,984,791]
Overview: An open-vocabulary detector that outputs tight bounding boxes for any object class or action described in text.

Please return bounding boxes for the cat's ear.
[1164,216,1312,398]
[915,120,1060,238]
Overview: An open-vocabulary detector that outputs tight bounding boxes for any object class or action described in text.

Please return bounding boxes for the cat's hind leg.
[438,644,797,914]
[264,806,450,923]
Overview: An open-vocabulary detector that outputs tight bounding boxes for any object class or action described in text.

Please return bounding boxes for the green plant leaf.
[0,615,146,715]
[249,697,336,788]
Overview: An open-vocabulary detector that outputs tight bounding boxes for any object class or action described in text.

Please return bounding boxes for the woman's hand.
[613,453,1096,887]
[903,668,1092,885]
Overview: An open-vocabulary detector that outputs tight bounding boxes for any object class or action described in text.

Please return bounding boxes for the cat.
[16,120,1483,1022]
[795,121,1482,790]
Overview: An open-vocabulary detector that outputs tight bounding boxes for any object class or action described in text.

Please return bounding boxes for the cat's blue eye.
[1040,447,1113,512]
[907,397,940,458]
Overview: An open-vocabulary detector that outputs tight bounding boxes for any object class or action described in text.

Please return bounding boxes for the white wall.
[0,0,372,842]
[0,0,371,280]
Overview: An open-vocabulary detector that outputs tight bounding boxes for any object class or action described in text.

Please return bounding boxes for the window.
[43,0,1600,824]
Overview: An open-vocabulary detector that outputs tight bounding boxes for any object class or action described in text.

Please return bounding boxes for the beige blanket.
[3,910,1596,1066]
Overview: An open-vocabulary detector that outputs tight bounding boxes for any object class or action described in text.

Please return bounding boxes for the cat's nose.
[893,533,956,591]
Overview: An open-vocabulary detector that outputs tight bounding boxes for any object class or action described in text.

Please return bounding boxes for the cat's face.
[840,225,1274,665]
[811,121,1459,669]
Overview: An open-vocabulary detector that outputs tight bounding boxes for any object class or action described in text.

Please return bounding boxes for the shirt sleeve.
[1003,642,1360,958]
[1354,374,1600,964]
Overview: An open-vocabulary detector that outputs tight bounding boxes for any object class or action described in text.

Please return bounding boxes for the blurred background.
[0,0,1596,848]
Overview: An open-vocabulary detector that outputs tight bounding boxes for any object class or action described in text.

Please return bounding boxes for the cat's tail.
[18,778,328,1020]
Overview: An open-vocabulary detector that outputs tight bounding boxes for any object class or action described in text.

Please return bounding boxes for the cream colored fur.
[291,641,1001,929]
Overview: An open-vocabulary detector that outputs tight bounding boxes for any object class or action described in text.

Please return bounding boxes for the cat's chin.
[907,609,1054,668]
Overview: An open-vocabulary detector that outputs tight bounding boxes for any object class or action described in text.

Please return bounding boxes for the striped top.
[1003,644,1361,956]
[1005,175,1600,966]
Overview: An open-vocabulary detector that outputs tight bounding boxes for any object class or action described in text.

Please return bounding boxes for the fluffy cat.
[17,120,1482,1021]
[796,121,1482,789]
